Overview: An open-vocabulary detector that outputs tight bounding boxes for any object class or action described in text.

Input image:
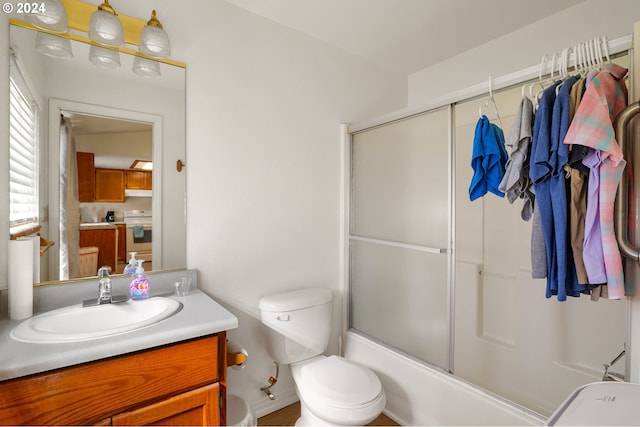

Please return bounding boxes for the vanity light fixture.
[138,10,170,58]
[88,0,124,47]
[16,0,184,76]
[26,0,69,33]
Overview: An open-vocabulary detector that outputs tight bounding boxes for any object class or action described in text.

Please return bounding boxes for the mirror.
[9,23,186,284]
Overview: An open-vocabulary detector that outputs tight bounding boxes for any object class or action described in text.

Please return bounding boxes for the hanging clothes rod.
[350,34,631,134]
[615,101,640,265]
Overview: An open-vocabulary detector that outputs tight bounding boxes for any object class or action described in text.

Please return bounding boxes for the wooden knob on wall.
[176,159,185,172]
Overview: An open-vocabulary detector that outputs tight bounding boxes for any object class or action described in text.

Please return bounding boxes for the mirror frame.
[48,99,164,282]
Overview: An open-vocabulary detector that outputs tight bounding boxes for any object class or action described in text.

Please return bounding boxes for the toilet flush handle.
[276,314,290,321]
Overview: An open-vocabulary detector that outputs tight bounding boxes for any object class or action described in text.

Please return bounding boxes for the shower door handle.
[614,101,640,265]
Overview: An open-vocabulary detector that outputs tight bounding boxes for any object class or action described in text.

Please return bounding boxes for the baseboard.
[251,388,299,419]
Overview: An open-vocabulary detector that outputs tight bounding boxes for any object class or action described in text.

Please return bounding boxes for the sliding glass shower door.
[348,54,629,414]
[349,106,452,370]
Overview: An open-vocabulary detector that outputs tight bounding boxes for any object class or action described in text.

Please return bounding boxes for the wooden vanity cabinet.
[0,333,227,426]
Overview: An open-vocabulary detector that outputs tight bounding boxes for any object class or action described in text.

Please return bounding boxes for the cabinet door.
[116,224,126,263]
[112,383,219,426]
[95,169,125,202]
[77,152,95,202]
[126,170,152,190]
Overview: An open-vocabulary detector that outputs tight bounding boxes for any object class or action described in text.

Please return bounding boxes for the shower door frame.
[344,106,456,373]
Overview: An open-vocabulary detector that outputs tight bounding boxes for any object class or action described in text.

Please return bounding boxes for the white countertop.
[0,271,238,381]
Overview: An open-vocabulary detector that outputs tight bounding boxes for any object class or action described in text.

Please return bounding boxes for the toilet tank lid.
[259,288,333,312]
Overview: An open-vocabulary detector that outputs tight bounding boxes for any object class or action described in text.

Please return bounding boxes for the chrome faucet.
[602,348,626,382]
[83,266,128,307]
[98,267,112,304]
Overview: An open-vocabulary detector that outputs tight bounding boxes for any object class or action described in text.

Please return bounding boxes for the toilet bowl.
[259,288,386,426]
[292,355,386,426]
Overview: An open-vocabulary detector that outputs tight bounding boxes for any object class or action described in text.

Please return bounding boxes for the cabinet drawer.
[0,335,220,425]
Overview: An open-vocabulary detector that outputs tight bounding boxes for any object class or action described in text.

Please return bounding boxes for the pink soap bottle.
[129,260,149,300]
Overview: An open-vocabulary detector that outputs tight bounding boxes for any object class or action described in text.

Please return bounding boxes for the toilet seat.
[292,355,386,425]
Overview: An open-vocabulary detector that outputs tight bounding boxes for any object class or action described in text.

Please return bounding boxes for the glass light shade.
[26,0,68,33]
[35,32,73,59]
[139,25,171,58]
[139,11,171,58]
[89,45,121,69]
[89,9,124,47]
[133,56,161,78]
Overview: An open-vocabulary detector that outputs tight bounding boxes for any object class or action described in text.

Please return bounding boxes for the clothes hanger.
[529,54,548,101]
[555,48,572,95]
[602,35,611,63]
[577,42,587,72]
[530,54,552,111]
[574,43,585,75]
[478,74,503,128]
[586,39,598,71]
[533,52,559,105]
[521,82,529,99]
[593,38,603,68]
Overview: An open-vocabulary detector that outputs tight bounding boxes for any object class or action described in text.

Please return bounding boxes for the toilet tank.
[259,288,333,365]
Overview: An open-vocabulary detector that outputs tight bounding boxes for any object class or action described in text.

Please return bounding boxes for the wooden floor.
[258,401,399,426]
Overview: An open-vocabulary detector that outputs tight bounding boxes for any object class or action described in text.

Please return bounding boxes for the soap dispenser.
[123,252,138,275]
[129,260,149,300]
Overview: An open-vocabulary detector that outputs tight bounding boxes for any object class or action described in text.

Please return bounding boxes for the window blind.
[9,67,38,228]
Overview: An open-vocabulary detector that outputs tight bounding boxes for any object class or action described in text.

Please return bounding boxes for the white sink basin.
[10,297,182,343]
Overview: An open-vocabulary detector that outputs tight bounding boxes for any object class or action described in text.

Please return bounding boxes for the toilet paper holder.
[226,339,248,369]
[227,351,247,367]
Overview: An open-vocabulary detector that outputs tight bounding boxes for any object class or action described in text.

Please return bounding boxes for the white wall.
[409,0,640,105]
[180,1,407,416]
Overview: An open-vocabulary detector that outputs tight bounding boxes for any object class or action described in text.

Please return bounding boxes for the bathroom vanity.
[0,334,224,425]
[0,270,238,426]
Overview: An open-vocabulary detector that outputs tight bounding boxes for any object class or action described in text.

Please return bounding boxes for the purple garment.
[581,149,607,284]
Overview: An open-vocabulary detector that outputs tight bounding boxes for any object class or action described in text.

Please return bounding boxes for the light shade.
[133,56,161,78]
[35,31,73,58]
[26,0,68,33]
[139,10,170,58]
[89,45,121,69]
[88,0,124,47]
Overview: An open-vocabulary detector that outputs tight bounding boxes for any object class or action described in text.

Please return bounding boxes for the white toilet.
[259,288,386,426]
